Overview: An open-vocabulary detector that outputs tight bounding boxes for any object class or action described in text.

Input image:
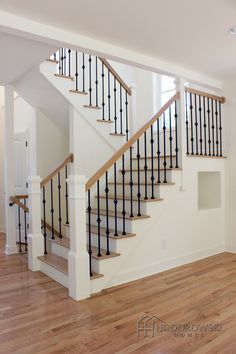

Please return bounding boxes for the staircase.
[9,48,226,300]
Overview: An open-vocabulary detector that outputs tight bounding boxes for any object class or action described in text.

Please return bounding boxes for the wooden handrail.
[99,57,132,96]
[185,87,225,104]
[9,196,29,213]
[15,194,29,200]
[40,153,74,188]
[86,92,180,191]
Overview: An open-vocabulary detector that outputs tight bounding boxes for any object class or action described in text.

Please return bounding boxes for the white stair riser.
[89,232,122,252]
[105,184,162,197]
[51,242,69,260]
[125,156,177,170]
[91,256,120,274]
[90,213,137,233]
[38,260,68,288]
[115,170,173,184]
[92,198,149,215]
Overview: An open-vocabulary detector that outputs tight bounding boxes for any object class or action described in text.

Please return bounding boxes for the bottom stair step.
[38,253,103,279]
[38,254,68,274]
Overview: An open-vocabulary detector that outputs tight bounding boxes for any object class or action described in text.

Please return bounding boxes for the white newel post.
[175,78,186,190]
[27,176,44,271]
[4,86,17,255]
[67,175,90,300]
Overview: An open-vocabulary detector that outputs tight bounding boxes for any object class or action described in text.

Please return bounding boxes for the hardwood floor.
[1,233,236,353]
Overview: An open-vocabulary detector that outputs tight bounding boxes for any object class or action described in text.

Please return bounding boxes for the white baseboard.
[108,244,225,288]
[225,245,236,253]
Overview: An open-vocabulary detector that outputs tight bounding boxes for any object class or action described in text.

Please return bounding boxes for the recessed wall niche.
[198,172,221,210]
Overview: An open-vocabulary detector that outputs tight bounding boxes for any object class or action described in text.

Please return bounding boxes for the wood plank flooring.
[1,233,236,353]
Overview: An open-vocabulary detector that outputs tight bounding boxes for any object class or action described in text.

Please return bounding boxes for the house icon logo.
[137,314,167,337]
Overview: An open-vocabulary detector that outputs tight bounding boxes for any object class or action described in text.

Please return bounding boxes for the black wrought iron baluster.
[129,147,134,217]
[89,55,92,106]
[87,190,92,276]
[125,92,129,141]
[137,139,141,216]
[58,172,62,238]
[63,48,66,76]
[65,165,69,224]
[194,94,199,155]
[68,49,71,77]
[185,92,189,155]
[42,186,47,254]
[114,78,117,133]
[23,199,27,252]
[190,93,194,155]
[82,53,85,93]
[105,172,110,254]
[50,179,55,239]
[157,118,161,183]
[60,48,64,75]
[75,51,78,92]
[203,96,207,155]
[18,206,22,253]
[119,84,123,134]
[175,100,179,168]
[108,69,111,120]
[199,96,203,155]
[114,163,118,236]
[54,52,56,61]
[219,102,223,156]
[163,112,167,183]
[169,105,173,166]
[121,155,126,235]
[211,99,215,156]
[207,97,211,156]
[150,125,155,199]
[102,63,105,119]
[95,57,98,107]
[215,100,219,156]
[97,180,101,256]
[144,132,148,199]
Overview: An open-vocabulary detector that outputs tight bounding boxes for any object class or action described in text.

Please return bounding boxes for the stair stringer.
[90,170,181,294]
[40,61,126,152]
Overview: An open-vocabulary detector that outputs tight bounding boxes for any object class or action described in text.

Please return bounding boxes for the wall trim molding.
[108,244,226,288]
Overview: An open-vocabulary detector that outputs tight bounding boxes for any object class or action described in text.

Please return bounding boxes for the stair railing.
[185,87,225,157]
[40,153,74,254]
[9,195,29,253]
[85,92,180,275]
[50,49,132,140]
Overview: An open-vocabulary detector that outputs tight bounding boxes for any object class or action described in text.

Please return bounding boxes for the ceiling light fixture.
[228,27,236,35]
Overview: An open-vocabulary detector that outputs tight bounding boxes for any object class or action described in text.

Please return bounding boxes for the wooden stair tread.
[121,167,181,172]
[84,105,101,109]
[97,119,114,123]
[69,89,88,95]
[89,225,136,239]
[90,209,150,220]
[51,237,70,249]
[108,182,175,186]
[91,246,120,260]
[54,74,74,80]
[64,223,136,239]
[132,155,176,161]
[46,59,59,64]
[186,154,227,159]
[96,195,163,202]
[110,133,126,136]
[38,254,68,274]
[90,271,104,279]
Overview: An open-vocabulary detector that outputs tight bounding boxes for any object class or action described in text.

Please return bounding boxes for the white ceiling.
[0,0,235,80]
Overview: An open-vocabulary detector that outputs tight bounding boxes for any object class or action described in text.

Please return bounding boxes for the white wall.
[223,79,236,251]
[0,87,5,232]
[36,109,69,178]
